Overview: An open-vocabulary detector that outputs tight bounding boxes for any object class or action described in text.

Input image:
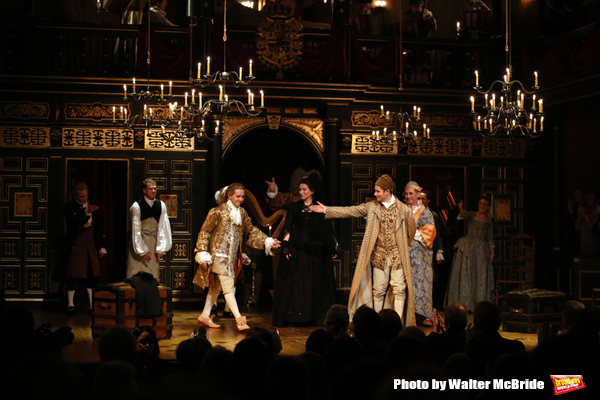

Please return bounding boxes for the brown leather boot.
[236,316,250,332]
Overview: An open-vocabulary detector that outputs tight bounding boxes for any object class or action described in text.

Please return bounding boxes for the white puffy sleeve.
[156,201,172,253]
[131,202,149,255]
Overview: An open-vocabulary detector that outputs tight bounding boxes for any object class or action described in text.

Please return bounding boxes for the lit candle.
[383,127,387,136]
[417,107,421,119]
[484,93,488,107]
[247,89,251,104]
[180,106,184,120]
[477,116,481,131]
[124,108,128,120]
[386,111,390,119]
[503,74,507,83]
[456,21,460,33]
[413,105,417,116]
[532,94,536,110]
[149,108,152,117]
[423,124,426,137]
[540,116,544,131]
[185,92,188,107]
[475,70,479,86]
[112,106,115,121]
[144,104,147,117]
[132,78,136,93]
[470,96,475,112]
[492,94,496,109]
[225,94,228,103]
[506,68,510,82]
[169,81,172,95]
[199,92,202,106]
[405,122,409,135]
[380,105,384,117]
[534,71,538,87]
[533,118,537,133]
[269,226,272,237]
[161,84,164,99]
[215,120,220,133]
[501,96,504,108]
[162,125,165,134]
[191,89,195,104]
[521,93,524,109]
[484,119,487,130]
[249,59,253,76]
[239,67,243,79]
[251,92,254,107]
[202,119,205,130]
[260,90,264,108]
[120,106,123,119]
[427,128,430,139]
[489,119,493,131]
[207,57,211,75]
[528,114,533,129]
[219,85,223,102]
[197,62,201,79]
[123,84,127,98]
[538,99,543,112]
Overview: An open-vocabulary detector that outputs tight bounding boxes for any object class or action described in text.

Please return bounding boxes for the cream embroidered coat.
[326,198,417,326]
[193,203,267,289]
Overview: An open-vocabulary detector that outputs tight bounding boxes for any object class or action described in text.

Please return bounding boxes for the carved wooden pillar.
[326,117,340,204]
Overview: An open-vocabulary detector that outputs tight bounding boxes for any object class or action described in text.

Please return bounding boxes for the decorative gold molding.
[62,127,134,149]
[1,102,50,119]
[267,115,281,129]
[2,127,50,148]
[64,103,121,121]
[256,9,303,74]
[145,129,194,151]
[351,135,397,154]
[282,118,324,152]
[222,117,265,149]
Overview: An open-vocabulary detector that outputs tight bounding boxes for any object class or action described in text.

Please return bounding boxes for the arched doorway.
[222,127,323,209]
[221,127,323,307]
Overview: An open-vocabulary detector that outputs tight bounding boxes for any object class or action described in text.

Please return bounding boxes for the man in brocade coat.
[311,175,417,326]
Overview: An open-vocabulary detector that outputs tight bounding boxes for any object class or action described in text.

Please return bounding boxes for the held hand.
[286,253,291,260]
[88,204,99,213]
[271,240,281,249]
[266,177,277,192]
[156,253,164,260]
[202,263,209,270]
[143,252,152,262]
[309,201,326,213]
[99,251,105,258]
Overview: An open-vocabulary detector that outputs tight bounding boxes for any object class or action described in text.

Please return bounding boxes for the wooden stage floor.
[22,302,540,363]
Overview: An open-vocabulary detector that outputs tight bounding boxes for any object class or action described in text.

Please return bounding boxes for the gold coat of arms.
[256,4,303,79]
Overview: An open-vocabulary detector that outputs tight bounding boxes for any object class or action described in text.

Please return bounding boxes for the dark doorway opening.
[66,159,129,284]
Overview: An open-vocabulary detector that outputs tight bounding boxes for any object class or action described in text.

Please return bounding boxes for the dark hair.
[480,192,492,204]
[133,325,160,360]
[299,173,325,203]
[422,190,432,201]
[473,301,502,333]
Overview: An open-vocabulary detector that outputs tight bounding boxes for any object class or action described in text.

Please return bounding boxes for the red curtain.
[137,26,193,79]
[349,33,401,85]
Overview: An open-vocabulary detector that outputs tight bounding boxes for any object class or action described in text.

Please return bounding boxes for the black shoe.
[66,306,75,316]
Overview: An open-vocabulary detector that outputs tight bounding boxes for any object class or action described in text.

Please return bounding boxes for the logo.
[550,375,585,395]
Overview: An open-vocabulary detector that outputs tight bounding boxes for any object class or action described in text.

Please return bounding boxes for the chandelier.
[370,3,430,149]
[371,105,429,147]
[469,0,544,139]
[113,0,264,142]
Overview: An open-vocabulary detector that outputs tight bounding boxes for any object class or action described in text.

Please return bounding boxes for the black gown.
[272,201,337,327]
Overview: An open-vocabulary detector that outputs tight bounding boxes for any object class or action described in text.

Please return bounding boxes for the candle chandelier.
[469,0,544,139]
[371,105,429,147]
[370,4,430,149]
[113,0,264,143]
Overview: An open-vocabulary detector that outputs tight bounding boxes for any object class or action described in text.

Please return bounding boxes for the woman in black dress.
[272,174,337,327]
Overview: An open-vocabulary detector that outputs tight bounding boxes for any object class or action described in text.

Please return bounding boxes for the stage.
[23,303,540,363]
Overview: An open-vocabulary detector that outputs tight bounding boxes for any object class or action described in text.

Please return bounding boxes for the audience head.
[133,325,159,362]
[305,328,334,357]
[378,308,403,345]
[472,301,502,334]
[562,300,585,331]
[246,326,282,358]
[351,305,380,347]
[444,302,468,329]
[324,304,349,338]
[92,359,138,400]
[175,336,212,374]
[97,326,137,364]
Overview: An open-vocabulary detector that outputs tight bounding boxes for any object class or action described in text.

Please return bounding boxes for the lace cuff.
[195,251,212,265]
[264,237,275,256]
